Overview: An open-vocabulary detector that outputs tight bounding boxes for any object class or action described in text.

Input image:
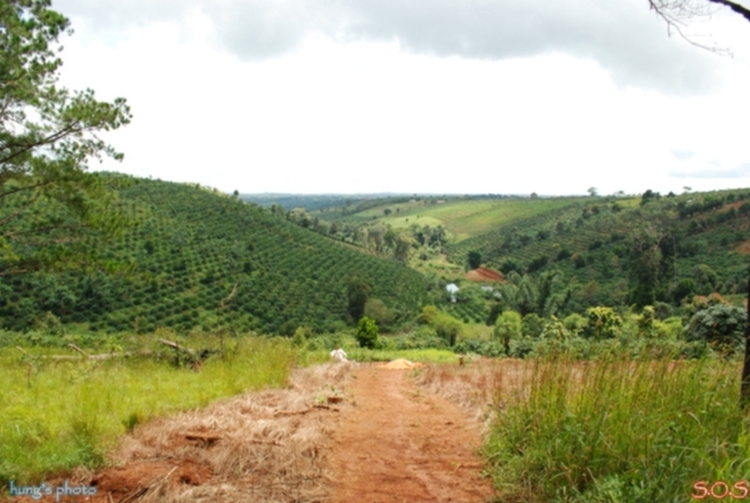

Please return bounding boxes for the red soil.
[327,365,495,503]
[466,267,504,282]
[5,363,495,503]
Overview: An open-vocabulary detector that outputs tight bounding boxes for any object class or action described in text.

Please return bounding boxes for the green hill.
[0,176,428,334]
[447,190,750,309]
[313,195,585,242]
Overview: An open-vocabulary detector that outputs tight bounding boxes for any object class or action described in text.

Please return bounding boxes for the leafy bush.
[522,313,544,338]
[364,298,395,331]
[355,316,380,349]
[562,313,586,337]
[584,307,623,339]
[494,310,522,354]
[392,326,448,350]
[454,338,505,357]
[433,313,462,347]
[687,304,746,351]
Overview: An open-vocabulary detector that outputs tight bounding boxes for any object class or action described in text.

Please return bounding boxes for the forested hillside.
[448,190,750,310]
[0,176,427,334]
[276,188,749,323]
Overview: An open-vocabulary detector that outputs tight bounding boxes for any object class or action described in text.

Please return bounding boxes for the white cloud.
[53,0,750,195]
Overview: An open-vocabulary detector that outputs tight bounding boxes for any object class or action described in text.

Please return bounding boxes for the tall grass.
[0,337,295,486]
[485,355,750,502]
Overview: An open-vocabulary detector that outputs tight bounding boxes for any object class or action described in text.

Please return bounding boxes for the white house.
[446,283,459,303]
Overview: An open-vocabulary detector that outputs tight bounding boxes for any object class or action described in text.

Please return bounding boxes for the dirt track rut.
[328,365,494,503]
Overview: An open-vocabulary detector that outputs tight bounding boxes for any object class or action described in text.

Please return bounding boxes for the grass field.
[320,197,587,242]
[484,355,750,502]
[0,336,295,485]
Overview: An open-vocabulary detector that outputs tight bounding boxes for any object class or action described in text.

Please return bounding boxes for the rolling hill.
[0,176,428,334]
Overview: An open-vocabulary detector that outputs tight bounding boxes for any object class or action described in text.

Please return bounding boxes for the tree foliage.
[468,250,482,269]
[687,304,746,350]
[346,277,370,323]
[584,306,623,339]
[0,0,132,275]
[494,310,522,354]
[355,316,379,349]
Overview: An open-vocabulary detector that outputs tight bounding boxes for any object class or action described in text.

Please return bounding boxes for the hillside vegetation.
[0,176,427,335]
[312,194,585,242]
[276,189,749,325]
[448,190,750,309]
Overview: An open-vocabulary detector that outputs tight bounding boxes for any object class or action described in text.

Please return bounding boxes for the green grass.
[485,355,749,502]
[402,200,579,241]
[0,336,295,486]
[358,198,586,242]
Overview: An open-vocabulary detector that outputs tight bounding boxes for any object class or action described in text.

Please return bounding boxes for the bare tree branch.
[0,121,82,166]
[0,191,41,228]
[648,0,750,54]
[708,0,750,22]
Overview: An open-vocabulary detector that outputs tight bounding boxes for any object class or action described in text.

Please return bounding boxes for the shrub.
[500,259,521,275]
[355,316,380,349]
[562,313,586,337]
[539,315,568,341]
[364,298,395,331]
[556,249,572,261]
[494,310,522,355]
[393,326,447,350]
[292,326,312,347]
[527,255,548,273]
[687,304,746,352]
[468,251,482,269]
[584,306,623,339]
[572,253,586,269]
[419,305,439,325]
[433,313,462,347]
[522,313,544,338]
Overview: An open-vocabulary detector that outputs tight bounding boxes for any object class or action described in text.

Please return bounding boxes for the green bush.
[687,304,746,352]
[584,306,623,339]
[433,313,462,347]
[494,310,523,355]
[355,316,380,349]
[562,313,586,337]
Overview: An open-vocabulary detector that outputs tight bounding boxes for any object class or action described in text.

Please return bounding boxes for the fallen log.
[158,338,197,356]
[15,346,151,360]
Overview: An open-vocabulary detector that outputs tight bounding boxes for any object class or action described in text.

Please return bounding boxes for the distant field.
[320,197,587,242]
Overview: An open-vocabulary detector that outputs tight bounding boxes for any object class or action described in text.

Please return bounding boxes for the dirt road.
[6,362,497,503]
[327,365,495,503]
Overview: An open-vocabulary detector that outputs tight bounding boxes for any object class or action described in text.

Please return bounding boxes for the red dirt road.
[327,365,495,503]
[4,363,498,503]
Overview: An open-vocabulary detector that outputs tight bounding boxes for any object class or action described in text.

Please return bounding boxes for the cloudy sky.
[54,0,750,196]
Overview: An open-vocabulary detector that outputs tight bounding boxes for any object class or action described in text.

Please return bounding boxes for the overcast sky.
[54,0,750,196]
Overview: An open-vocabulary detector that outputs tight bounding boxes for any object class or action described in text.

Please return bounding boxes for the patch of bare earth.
[326,363,496,503]
[466,267,504,283]
[735,239,750,255]
[415,358,533,434]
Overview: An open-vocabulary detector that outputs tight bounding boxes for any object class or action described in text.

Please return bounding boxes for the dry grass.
[414,358,533,435]
[69,362,356,503]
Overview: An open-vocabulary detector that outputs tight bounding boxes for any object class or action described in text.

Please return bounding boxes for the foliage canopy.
[0,0,132,275]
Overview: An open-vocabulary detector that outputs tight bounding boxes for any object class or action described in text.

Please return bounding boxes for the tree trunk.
[740,264,750,409]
